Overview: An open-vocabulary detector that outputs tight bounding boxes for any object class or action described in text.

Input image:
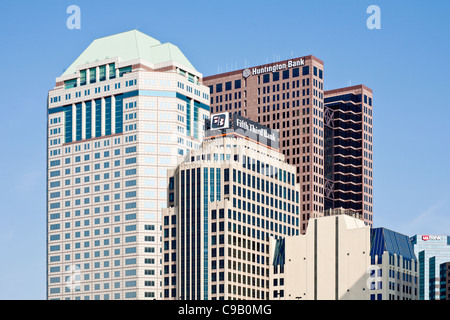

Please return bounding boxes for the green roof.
[62,30,196,76]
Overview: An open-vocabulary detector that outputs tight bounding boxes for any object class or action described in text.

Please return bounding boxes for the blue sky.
[0,0,449,300]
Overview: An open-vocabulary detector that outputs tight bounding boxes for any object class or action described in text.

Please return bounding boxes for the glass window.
[302,66,309,76]
[273,72,279,81]
[109,63,116,79]
[99,65,106,81]
[89,68,96,83]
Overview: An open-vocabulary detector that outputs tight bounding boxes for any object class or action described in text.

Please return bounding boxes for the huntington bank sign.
[243,59,305,78]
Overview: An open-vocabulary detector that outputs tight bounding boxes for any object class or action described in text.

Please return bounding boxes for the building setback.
[204,56,374,233]
[162,117,301,300]
[46,30,210,300]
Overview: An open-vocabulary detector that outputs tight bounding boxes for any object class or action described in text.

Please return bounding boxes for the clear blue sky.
[0,0,449,300]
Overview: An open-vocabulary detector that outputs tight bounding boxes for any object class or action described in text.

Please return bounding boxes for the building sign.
[210,113,229,130]
[243,59,305,78]
[422,235,442,241]
[205,113,279,149]
[234,115,277,143]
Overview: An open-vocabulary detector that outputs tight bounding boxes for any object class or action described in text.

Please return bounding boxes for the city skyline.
[0,0,449,300]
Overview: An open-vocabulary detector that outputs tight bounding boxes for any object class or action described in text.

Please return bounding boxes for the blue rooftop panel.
[370,228,416,261]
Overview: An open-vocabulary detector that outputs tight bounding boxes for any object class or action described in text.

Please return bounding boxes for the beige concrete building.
[269,209,371,300]
[204,56,325,234]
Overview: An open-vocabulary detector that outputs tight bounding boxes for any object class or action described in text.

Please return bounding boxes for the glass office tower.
[411,234,450,300]
[324,85,374,225]
[46,30,210,300]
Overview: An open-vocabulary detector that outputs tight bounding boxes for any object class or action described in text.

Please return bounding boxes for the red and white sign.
[422,235,441,241]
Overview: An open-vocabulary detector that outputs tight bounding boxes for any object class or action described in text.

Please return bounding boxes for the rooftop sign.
[206,113,279,150]
[243,59,305,78]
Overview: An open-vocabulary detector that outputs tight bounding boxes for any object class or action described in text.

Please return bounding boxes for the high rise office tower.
[204,58,374,232]
[162,114,301,300]
[46,30,210,300]
[324,85,374,225]
[204,56,325,234]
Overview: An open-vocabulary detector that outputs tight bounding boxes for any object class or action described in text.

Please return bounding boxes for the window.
[99,65,106,81]
[109,63,116,79]
[273,72,279,81]
[89,68,96,83]
[302,66,309,76]
[119,66,132,77]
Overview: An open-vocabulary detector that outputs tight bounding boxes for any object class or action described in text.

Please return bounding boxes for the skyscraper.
[46,30,210,300]
[324,85,374,225]
[204,56,325,234]
[162,114,301,300]
[204,57,374,232]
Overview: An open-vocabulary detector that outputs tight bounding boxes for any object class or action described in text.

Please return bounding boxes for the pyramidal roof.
[370,228,417,261]
[62,30,196,76]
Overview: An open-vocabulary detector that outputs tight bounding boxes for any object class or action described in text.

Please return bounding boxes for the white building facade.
[46,30,210,300]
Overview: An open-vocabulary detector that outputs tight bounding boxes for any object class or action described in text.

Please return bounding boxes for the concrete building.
[204,57,374,233]
[46,30,210,300]
[369,228,418,300]
[411,234,450,300]
[269,209,371,300]
[162,114,301,300]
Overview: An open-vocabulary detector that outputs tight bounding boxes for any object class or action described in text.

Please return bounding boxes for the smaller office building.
[411,234,450,299]
[269,208,371,300]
